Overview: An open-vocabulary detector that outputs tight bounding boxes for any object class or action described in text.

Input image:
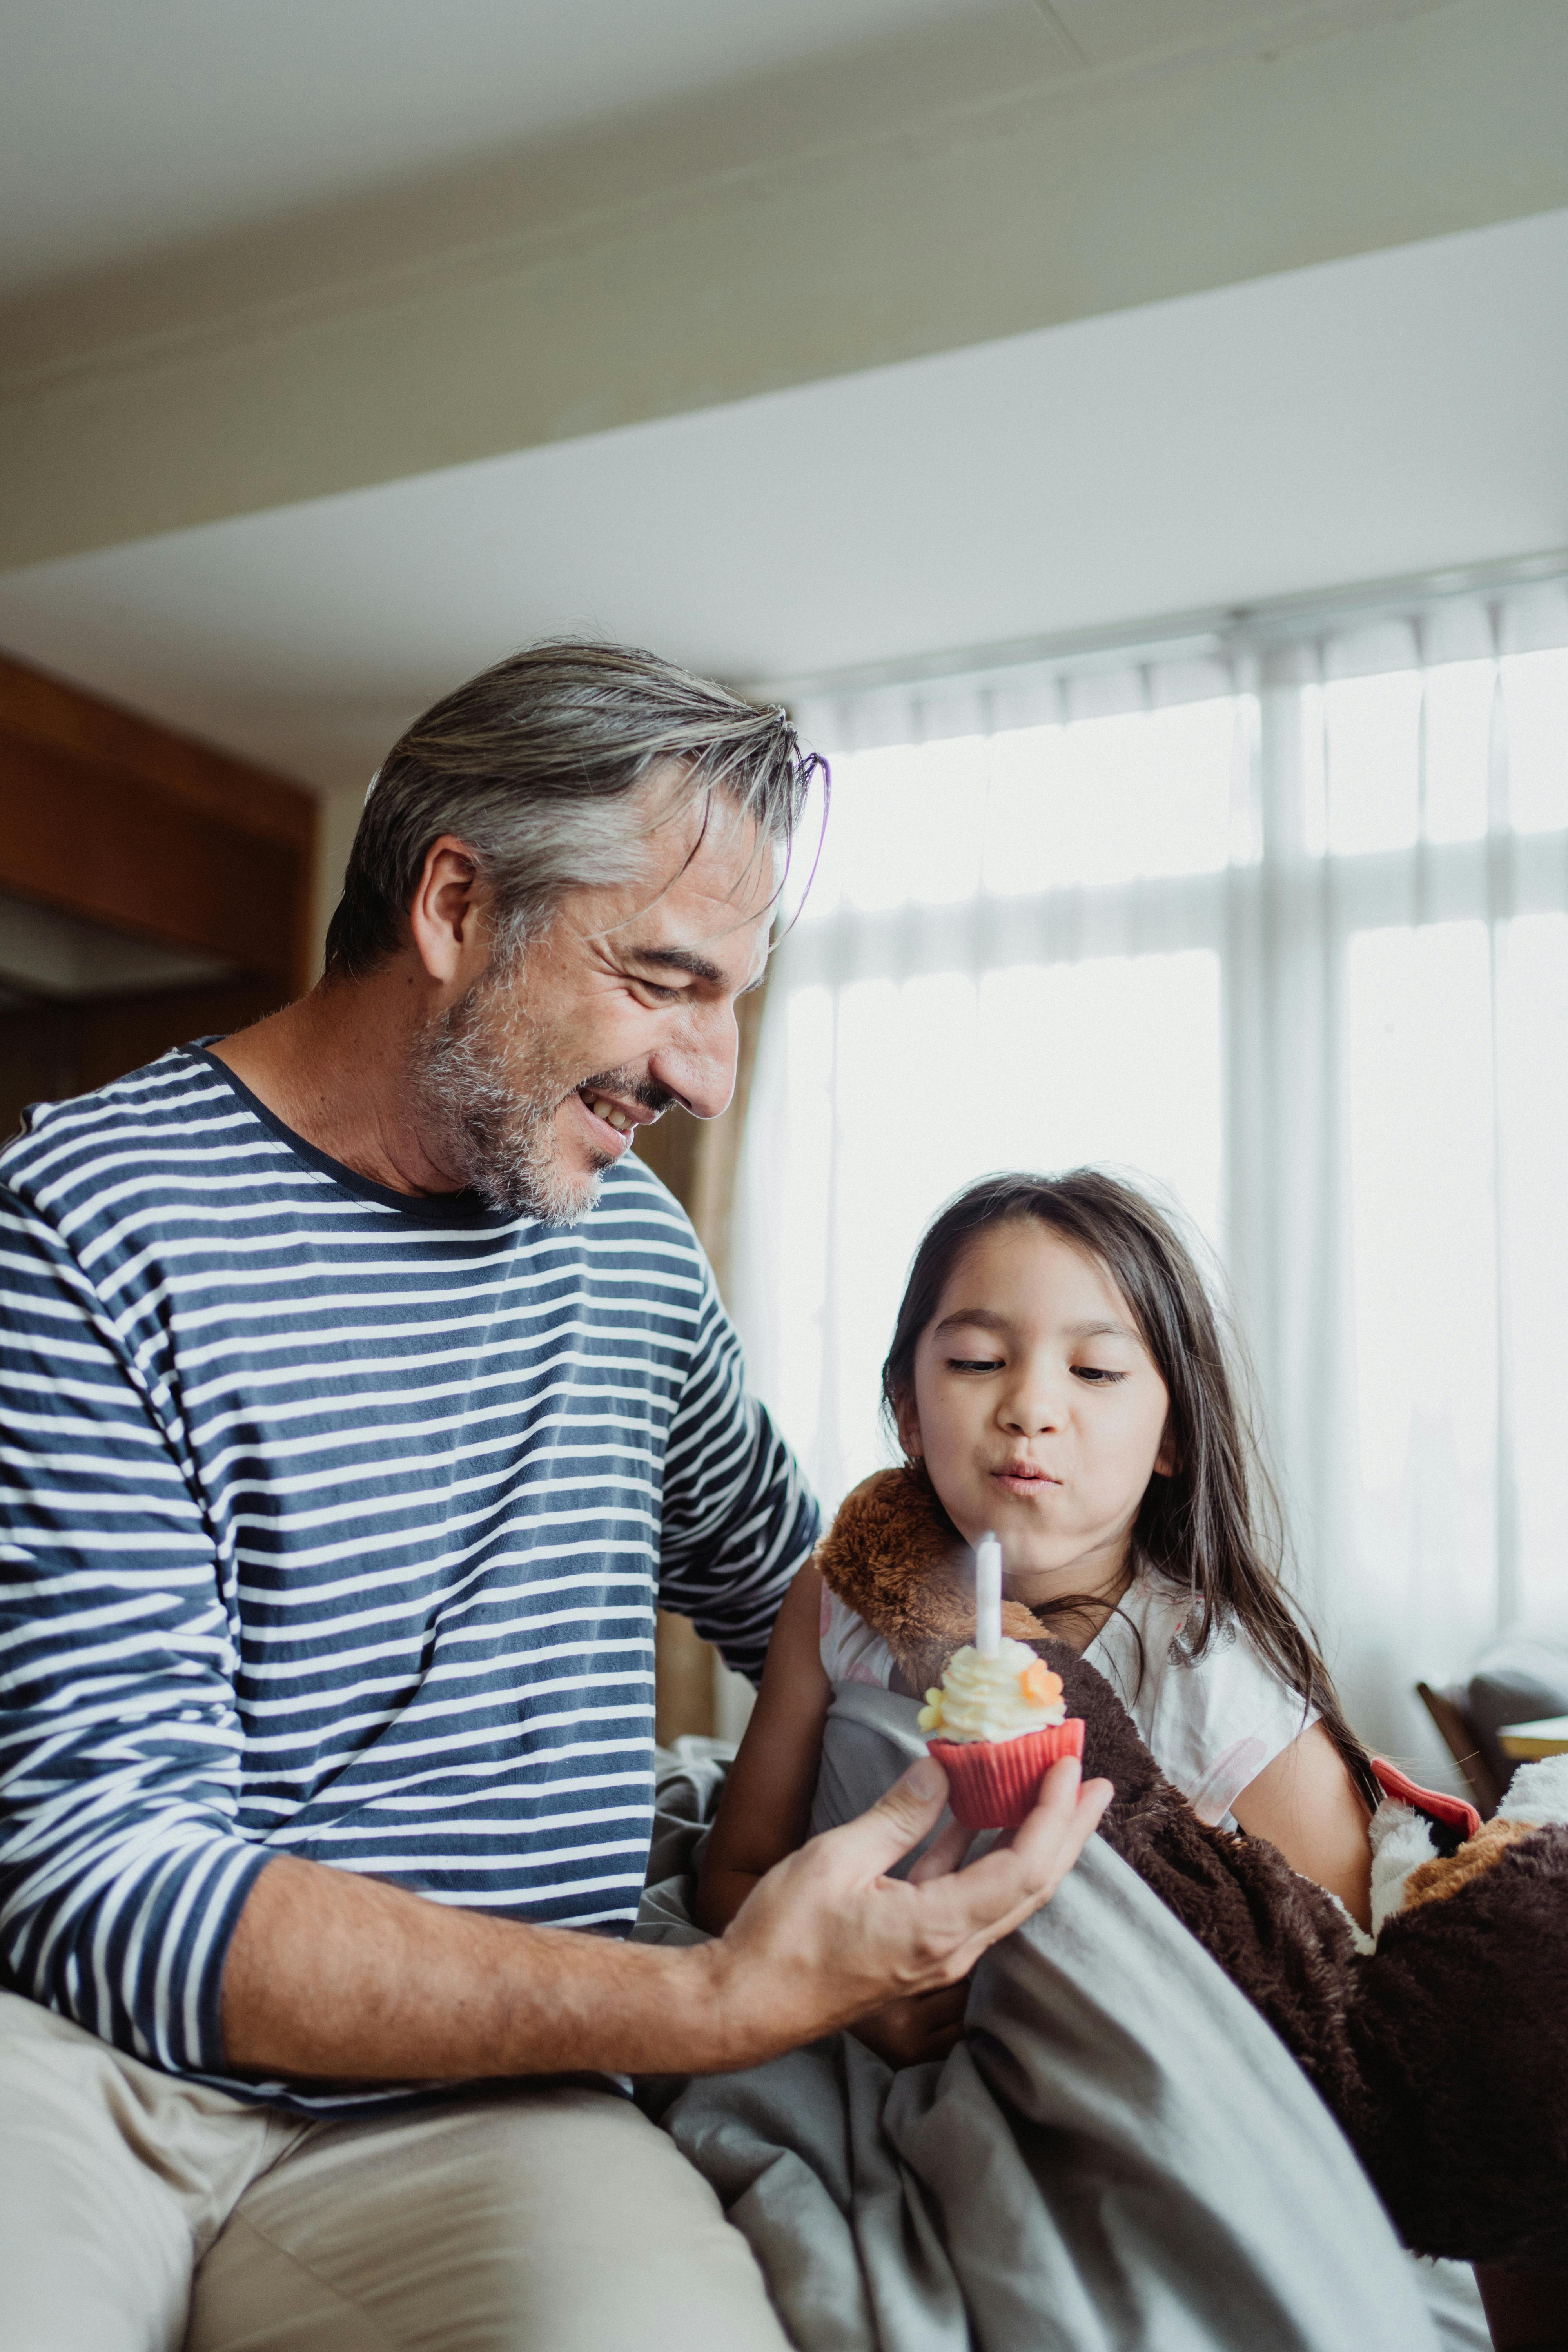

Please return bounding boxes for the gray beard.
[407,971,606,1226]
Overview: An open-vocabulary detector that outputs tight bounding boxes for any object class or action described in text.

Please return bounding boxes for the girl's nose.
[998,1375,1064,1436]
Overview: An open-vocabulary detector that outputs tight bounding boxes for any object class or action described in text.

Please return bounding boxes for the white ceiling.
[0,0,983,296]
[0,0,1432,300]
[0,204,1562,794]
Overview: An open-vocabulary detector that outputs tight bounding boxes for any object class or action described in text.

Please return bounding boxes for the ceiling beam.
[1,0,1564,572]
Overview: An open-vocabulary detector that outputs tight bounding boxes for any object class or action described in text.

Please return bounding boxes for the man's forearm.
[221,1852,731,2082]
[221,1757,1112,2087]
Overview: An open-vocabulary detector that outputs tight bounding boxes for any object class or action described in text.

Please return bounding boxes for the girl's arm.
[1230,1720,1373,1929]
[695,1562,833,1934]
[696,1562,975,2070]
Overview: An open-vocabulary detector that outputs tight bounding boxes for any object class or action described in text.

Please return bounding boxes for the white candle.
[975,1531,1003,1658]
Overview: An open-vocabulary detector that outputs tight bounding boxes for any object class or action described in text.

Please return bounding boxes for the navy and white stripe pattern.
[0,1047,815,2112]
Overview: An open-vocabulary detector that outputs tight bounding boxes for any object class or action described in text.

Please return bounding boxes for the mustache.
[574,1068,679,1121]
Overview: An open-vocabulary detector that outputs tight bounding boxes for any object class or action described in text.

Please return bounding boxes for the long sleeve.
[0,1185,267,2075]
[4,1056,807,2106]
[656,1258,820,1683]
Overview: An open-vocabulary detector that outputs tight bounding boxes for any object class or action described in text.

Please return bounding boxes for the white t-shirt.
[818,1577,1318,1828]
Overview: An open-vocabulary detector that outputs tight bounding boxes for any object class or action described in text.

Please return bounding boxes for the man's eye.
[947,1356,1004,1373]
[630,978,680,1002]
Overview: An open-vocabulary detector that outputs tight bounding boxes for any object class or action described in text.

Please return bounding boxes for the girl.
[697,1169,1378,2068]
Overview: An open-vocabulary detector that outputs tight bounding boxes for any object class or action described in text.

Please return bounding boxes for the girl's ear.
[1153,1415,1180,1479]
[894,1392,923,1464]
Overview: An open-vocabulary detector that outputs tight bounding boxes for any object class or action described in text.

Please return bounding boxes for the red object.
[1371,1757,1481,1842]
[928,1719,1086,1830]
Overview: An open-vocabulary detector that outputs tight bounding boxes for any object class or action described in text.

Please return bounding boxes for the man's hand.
[701,1753,1111,2070]
[222,1753,1108,2085]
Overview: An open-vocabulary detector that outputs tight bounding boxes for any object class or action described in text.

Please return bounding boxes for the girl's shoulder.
[818,1584,898,1692]
[1088,1577,1319,1826]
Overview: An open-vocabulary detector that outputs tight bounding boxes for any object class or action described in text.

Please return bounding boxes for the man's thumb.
[849,1756,950,1867]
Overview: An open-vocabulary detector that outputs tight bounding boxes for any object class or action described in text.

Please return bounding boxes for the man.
[0,642,1107,2350]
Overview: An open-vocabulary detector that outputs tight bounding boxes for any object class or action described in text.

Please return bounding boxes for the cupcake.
[918,1638,1085,1829]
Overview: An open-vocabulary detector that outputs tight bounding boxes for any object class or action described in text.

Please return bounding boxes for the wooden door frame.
[0,651,317,993]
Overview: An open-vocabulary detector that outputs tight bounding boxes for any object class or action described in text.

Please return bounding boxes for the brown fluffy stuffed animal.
[818,1469,1568,2273]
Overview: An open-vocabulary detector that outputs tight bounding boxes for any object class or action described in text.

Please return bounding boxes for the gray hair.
[323,640,824,980]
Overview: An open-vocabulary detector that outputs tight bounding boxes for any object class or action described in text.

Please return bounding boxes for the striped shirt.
[0,1046,816,2113]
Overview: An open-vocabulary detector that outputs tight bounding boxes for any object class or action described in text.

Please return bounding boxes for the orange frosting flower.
[1019,1659,1064,1710]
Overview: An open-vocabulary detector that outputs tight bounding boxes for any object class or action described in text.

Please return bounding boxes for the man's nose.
[649,1004,740,1123]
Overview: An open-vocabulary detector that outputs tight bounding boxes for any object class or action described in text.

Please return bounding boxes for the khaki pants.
[0,1991,786,2352]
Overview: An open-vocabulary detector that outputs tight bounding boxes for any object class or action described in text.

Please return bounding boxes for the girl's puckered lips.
[990,1461,1063,1493]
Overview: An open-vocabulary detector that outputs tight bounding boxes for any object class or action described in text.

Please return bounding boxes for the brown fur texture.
[815,1467,1061,1695]
[820,1467,1568,2268]
[1403,1814,1539,1912]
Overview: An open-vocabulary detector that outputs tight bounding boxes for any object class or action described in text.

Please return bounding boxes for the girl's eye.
[947,1356,1004,1374]
[1072,1366,1128,1385]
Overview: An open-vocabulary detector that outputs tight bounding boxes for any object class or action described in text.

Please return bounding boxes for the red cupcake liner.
[927,1718,1085,1829]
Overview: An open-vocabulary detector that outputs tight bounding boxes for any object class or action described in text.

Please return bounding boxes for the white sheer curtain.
[733,575,1568,1775]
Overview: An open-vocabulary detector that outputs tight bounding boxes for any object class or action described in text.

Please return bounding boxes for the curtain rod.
[744,546,1568,708]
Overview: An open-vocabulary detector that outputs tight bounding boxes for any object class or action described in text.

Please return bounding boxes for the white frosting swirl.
[918,1637,1067,1744]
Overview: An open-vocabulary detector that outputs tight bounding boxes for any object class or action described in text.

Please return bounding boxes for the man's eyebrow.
[621,945,726,986]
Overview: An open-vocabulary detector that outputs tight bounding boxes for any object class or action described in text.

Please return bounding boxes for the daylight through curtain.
[733,577,1568,1775]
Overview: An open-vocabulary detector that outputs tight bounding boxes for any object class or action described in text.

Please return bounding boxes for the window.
[736,583,1568,1766]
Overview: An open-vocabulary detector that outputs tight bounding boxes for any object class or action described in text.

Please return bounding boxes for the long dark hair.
[880,1169,1376,1803]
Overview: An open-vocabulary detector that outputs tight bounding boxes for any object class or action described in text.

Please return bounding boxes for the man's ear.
[894,1392,923,1464]
[407,835,486,987]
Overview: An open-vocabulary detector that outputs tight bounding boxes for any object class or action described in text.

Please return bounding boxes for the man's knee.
[0,1993,212,2352]
[190,2085,788,2352]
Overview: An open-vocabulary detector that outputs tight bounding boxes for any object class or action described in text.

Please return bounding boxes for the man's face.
[410,786,776,1223]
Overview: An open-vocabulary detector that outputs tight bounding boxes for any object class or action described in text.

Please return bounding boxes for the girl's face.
[897,1218,1174,1605]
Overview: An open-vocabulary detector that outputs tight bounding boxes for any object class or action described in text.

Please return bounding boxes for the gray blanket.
[642,1685,1484,2352]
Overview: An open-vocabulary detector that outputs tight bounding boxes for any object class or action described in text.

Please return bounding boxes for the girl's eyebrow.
[931,1309,1139,1341]
[931,1307,1009,1336]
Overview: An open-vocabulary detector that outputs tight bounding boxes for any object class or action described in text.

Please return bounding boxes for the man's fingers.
[831,1755,951,1876]
[906,1762,1112,1960]
[968,1781,1110,1924]
[972,1768,1112,1914]
[1008,1761,1112,1881]
[907,1817,973,1884]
